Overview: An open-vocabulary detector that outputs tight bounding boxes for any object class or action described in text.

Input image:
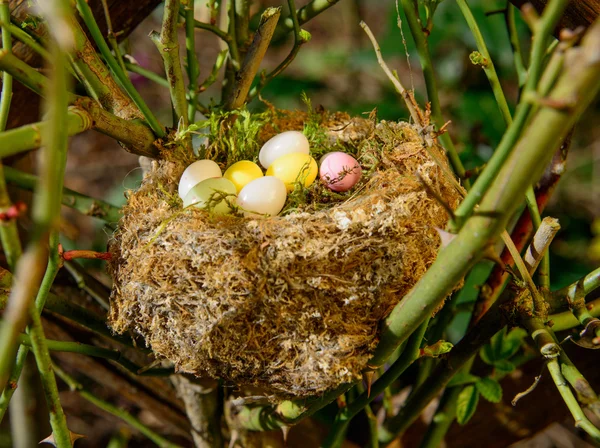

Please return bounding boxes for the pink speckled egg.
[319,152,362,192]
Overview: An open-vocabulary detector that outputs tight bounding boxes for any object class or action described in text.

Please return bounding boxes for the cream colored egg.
[178,159,222,200]
[223,160,264,193]
[183,178,237,215]
[236,176,287,217]
[259,131,310,169]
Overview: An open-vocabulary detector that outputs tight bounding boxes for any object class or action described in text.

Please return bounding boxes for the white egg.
[258,131,310,169]
[178,159,222,200]
[237,176,287,217]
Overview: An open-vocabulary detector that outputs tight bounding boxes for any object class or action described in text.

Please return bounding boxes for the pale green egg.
[183,177,237,215]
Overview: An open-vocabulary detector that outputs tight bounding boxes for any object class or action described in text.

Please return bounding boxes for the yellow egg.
[223,161,264,193]
[266,153,318,192]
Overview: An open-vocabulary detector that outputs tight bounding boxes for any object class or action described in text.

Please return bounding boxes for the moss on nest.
[108,109,464,399]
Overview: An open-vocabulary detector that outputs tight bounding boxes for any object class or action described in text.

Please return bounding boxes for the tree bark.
[3,0,161,129]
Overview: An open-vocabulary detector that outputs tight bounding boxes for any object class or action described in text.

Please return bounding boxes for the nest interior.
[108,108,464,399]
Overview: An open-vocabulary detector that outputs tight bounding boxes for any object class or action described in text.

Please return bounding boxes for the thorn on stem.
[364,370,374,398]
[0,201,27,221]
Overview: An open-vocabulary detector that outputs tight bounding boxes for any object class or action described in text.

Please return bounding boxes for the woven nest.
[108,110,464,399]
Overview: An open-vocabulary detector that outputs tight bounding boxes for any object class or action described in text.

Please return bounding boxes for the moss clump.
[108,109,464,399]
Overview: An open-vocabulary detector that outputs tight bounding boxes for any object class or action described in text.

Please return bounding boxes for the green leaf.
[479,343,496,365]
[456,385,479,425]
[421,340,453,357]
[500,328,528,359]
[476,377,502,403]
[493,360,516,373]
[447,372,480,387]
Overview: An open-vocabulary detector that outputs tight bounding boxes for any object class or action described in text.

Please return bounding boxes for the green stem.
[0,107,92,158]
[29,310,72,447]
[224,7,281,110]
[124,61,169,87]
[550,298,600,332]
[0,20,50,61]
[400,0,466,180]
[234,0,250,54]
[75,0,165,137]
[506,5,527,87]
[16,333,173,377]
[456,0,512,127]
[547,358,600,442]
[551,267,600,310]
[184,0,200,123]
[247,0,309,100]
[378,300,506,442]
[323,319,430,448]
[63,261,110,310]
[68,15,140,120]
[453,0,569,223]
[53,364,182,448]
[270,0,342,42]
[100,0,128,75]
[0,1,23,273]
[0,49,52,96]
[188,15,240,68]
[151,0,192,152]
[418,385,461,448]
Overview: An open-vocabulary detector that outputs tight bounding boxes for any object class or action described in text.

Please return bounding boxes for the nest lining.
[108,110,464,398]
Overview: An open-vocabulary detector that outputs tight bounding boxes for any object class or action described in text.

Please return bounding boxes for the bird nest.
[108,108,464,399]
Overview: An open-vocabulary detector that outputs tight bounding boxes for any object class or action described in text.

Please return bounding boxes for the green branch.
[399,0,466,180]
[506,5,527,87]
[151,0,190,149]
[16,334,173,377]
[53,365,182,448]
[271,0,341,42]
[323,319,430,448]
[248,0,310,100]
[0,20,50,61]
[550,298,600,332]
[378,298,507,442]
[224,7,281,110]
[3,166,122,223]
[453,0,569,223]
[456,0,512,126]
[0,107,91,158]
[183,0,200,123]
[125,61,169,87]
[100,0,128,75]
[75,0,165,137]
[369,16,600,371]
[68,15,140,120]
[0,0,23,273]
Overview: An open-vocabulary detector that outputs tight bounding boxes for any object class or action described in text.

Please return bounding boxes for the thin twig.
[151,0,191,150]
[247,0,310,100]
[53,364,182,447]
[454,0,570,223]
[100,0,128,75]
[271,0,342,42]
[183,0,200,123]
[75,0,165,137]
[398,0,467,182]
[359,20,421,126]
[456,0,512,127]
[224,7,281,110]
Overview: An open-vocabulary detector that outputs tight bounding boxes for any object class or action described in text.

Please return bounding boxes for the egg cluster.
[177,131,362,217]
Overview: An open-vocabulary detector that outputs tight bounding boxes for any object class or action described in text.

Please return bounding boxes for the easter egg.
[319,152,362,192]
[178,159,222,200]
[183,177,237,215]
[223,161,264,193]
[259,131,310,169]
[237,176,287,217]
[266,153,318,192]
